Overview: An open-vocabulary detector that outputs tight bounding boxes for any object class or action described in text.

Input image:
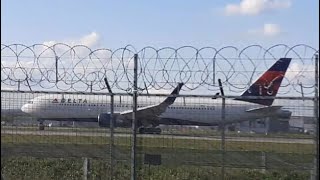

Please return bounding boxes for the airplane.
[21,58,292,134]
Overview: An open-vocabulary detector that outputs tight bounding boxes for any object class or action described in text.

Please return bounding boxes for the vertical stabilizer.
[236,58,291,106]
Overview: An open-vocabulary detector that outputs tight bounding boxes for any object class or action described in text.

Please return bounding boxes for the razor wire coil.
[1,43,318,95]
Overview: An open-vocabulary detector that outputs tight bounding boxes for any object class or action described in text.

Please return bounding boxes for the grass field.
[1,125,314,139]
[1,127,316,179]
[1,133,315,154]
[1,156,312,180]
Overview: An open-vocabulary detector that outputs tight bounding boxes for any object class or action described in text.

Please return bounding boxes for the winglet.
[236,58,291,106]
[163,83,184,105]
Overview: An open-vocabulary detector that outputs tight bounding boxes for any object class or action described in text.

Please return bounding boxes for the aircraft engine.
[277,109,292,119]
[97,113,115,127]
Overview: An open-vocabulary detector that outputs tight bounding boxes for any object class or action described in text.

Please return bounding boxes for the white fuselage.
[21,95,284,126]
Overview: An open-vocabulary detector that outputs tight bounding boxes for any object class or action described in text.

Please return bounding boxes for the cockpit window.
[27,100,33,104]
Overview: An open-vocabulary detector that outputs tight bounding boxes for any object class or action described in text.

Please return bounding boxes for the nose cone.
[21,104,33,114]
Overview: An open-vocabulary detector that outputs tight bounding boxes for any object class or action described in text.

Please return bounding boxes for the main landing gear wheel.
[38,120,45,130]
[138,127,162,134]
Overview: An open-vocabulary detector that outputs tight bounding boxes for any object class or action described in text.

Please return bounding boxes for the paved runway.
[1,129,314,144]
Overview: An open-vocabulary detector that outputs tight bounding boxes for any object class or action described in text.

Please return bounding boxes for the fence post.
[83,157,90,180]
[218,79,226,180]
[17,80,21,91]
[312,53,319,180]
[104,78,114,180]
[261,152,266,173]
[55,55,59,83]
[131,54,138,180]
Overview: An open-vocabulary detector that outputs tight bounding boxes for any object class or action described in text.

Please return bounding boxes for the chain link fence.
[1,44,318,180]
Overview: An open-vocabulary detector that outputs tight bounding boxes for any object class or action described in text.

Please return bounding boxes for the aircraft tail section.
[163,83,184,105]
[236,58,291,106]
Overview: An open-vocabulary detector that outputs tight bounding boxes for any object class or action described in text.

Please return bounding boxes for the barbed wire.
[1,43,318,95]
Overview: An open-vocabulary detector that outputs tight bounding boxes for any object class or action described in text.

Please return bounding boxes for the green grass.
[1,132,315,179]
[2,143,313,169]
[1,134,315,154]
[1,126,316,179]
[1,157,311,180]
[1,125,314,139]
[1,133,315,173]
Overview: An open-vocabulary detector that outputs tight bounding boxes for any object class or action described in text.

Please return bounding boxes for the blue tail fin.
[236,58,291,106]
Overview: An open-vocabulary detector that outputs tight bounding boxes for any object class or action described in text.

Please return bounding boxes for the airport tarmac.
[1,129,314,144]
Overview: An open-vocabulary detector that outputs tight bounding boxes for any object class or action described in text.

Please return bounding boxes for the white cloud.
[147,87,171,94]
[0,84,18,91]
[262,23,281,36]
[286,62,315,85]
[79,32,100,47]
[43,32,101,49]
[40,32,103,67]
[43,40,57,47]
[224,0,291,16]
[248,23,282,37]
[1,32,104,89]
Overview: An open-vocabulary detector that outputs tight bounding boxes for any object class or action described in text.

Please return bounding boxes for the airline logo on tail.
[237,58,291,106]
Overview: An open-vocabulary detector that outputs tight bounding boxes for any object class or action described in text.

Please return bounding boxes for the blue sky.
[1,0,319,97]
[1,0,319,49]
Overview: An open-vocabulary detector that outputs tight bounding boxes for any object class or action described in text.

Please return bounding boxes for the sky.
[1,0,318,119]
[1,0,319,49]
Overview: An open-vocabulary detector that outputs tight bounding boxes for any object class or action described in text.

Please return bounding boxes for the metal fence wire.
[1,44,319,180]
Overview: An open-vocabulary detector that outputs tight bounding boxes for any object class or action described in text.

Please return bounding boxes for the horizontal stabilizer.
[246,106,282,114]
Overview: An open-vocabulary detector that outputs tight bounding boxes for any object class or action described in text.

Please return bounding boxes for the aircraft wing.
[119,103,168,125]
[119,83,184,126]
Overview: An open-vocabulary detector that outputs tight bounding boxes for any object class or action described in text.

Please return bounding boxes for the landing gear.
[138,127,162,134]
[38,120,45,130]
